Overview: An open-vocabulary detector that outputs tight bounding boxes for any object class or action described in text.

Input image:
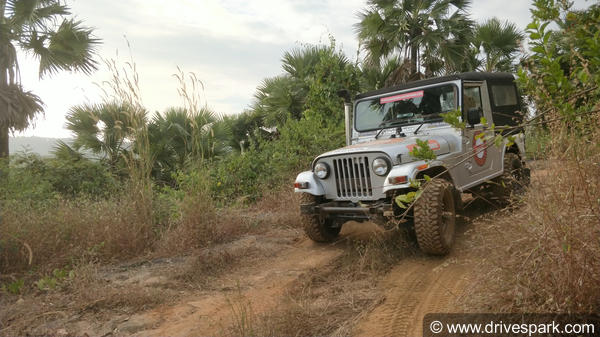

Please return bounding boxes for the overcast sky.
[16,0,593,138]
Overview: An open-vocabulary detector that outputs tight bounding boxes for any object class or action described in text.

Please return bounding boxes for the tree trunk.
[410,45,418,77]
[0,0,8,158]
[0,61,9,158]
[0,123,8,158]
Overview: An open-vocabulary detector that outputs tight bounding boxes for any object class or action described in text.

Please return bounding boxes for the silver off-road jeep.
[294,72,530,255]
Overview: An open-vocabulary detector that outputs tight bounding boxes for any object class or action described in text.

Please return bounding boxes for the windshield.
[355,84,458,131]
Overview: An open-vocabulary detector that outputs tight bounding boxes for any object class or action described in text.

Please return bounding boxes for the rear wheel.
[491,152,528,204]
[413,178,456,255]
[301,194,341,243]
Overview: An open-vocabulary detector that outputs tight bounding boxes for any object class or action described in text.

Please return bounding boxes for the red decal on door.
[473,131,487,166]
[380,90,424,104]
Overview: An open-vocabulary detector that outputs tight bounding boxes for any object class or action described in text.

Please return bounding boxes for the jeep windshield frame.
[354,82,459,132]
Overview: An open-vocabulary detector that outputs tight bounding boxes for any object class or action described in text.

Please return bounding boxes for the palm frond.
[37,19,100,76]
[7,0,69,29]
[474,17,524,72]
[65,101,142,165]
[0,84,44,130]
[52,139,84,161]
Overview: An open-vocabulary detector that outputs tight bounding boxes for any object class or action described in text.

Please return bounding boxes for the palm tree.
[420,9,474,75]
[222,109,266,152]
[473,18,523,72]
[148,106,230,184]
[356,0,473,81]
[0,0,99,158]
[65,101,145,168]
[252,75,305,127]
[251,44,355,127]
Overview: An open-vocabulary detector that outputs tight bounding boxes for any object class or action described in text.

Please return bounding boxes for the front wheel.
[413,178,456,255]
[301,194,341,243]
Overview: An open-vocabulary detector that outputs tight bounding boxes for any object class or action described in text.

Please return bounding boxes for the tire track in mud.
[131,239,343,337]
[354,256,470,337]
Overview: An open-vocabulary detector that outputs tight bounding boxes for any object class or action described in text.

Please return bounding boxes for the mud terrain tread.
[301,194,341,243]
[413,178,455,255]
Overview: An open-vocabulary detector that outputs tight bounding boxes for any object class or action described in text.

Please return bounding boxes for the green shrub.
[0,153,57,202]
[209,117,344,202]
[46,158,118,198]
[525,127,551,159]
[0,152,118,201]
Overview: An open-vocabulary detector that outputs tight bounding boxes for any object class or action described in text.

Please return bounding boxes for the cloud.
[17,0,593,138]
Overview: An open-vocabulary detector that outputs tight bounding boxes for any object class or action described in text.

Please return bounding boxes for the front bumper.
[300,200,394,222]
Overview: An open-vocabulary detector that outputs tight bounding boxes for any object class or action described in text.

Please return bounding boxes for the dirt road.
[2,201,490,337]
[353,259,470,336]
[130,215,479,337]
[135,237,344,336]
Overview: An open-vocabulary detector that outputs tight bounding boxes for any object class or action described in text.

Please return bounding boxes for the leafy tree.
[518,0,600,127]
[0,0,99,157]
[302,42,360,123]
[210,40,360,201]
[356,0,473,81]
[250,44,355,128]
[360,57,409,91]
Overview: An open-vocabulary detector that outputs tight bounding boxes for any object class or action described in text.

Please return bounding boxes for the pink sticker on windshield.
[380,90,424,104]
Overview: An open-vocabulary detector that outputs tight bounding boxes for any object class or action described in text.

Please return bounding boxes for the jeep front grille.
[332,156,373,198]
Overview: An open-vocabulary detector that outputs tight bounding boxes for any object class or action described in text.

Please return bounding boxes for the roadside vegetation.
[468,0,600,313]
[0,0,599,334]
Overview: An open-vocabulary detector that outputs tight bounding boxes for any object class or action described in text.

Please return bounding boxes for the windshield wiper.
[413,123,425,135]
[375,120,406,139]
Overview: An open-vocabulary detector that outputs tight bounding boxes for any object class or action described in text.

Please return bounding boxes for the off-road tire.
[301,194,341,243]
[491,152,528,205]
[413,178,456,255]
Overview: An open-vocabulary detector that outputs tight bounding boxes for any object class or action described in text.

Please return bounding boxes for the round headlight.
[314,162,330,179]
[372,157,390,176]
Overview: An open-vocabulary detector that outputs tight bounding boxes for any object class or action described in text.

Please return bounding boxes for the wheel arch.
[416,165,454,185]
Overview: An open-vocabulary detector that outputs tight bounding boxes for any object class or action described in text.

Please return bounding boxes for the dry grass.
[0,196,156,274]
[156,195,237,255]
[0,183,298,275]
[468,157,600,313]
[156,187,300,257]
[247,186,304,228]
[0,263,173,336]
[223,229,416,337]
[175,244,266,287]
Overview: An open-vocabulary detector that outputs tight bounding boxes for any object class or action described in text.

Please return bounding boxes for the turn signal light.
[388,176,408,184]
[294,182,310,189]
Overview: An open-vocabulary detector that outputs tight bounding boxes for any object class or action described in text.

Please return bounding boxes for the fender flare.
[294,171,325,195]
[382,160,449,194]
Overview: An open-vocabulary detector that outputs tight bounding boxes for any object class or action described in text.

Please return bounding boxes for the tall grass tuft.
[101,54,154,227]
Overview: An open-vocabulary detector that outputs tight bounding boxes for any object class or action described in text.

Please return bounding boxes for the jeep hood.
[314,135,454,165]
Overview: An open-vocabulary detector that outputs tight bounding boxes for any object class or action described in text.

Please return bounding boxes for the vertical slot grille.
[333,156,372,198]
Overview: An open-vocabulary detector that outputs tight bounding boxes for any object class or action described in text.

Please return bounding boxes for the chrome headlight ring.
[314,162,330,179]
[372,157,391,176]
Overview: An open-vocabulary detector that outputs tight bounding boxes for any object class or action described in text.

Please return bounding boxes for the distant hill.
[9,137,73,158]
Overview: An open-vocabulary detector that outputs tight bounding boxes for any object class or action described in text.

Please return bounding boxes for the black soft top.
[355,72,515,100]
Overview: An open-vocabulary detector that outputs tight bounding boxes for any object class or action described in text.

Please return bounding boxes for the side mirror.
[467,107,483,126]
